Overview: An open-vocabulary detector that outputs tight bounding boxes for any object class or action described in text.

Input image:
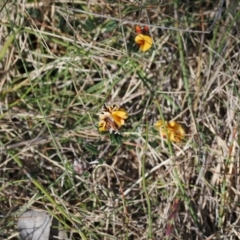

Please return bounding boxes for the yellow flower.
[98,104,128,133]
[155,120,185,143]
[135,34,153,52]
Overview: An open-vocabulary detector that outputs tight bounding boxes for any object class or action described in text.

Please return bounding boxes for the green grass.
[1,0,240,239]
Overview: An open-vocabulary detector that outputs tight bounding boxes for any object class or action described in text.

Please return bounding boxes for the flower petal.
[112,110,128,119]
[135,34,153,52]
[99,120,107,132]
[135,25,142,34]
[155,120,164,127]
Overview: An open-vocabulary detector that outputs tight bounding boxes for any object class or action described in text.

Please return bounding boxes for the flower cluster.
[97,26,186,142]
[134,25,153,52]
[98,104,128,134]
[97,104,185,143]
[155,120,185,143]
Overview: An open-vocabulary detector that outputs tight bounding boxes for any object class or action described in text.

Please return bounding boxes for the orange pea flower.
[135,25,153,52]
[98,104,128,134]
[155,120,185,143]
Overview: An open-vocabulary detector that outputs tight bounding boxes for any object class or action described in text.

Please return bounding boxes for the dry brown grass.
[1,0,240,239]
